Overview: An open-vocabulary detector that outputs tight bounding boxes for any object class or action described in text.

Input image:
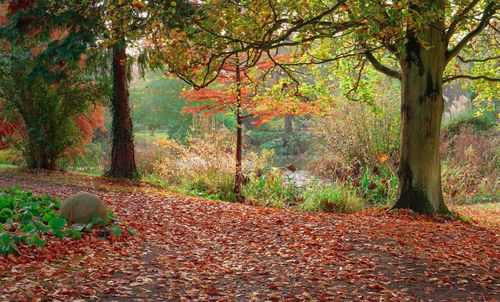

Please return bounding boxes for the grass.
[135,131,170,140]
[0,164,18,172]
[298,183,364,213]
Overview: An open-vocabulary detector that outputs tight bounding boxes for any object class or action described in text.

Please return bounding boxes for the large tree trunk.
[109,39,137,178]
[234,63,244,202]
[394,0,449,214]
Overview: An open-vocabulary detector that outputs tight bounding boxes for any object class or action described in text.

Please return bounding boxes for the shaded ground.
[0,171,498,301]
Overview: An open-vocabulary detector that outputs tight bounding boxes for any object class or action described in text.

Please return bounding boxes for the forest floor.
[0,170,498,302]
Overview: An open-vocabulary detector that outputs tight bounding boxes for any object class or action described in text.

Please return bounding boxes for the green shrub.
[442,112,494,138]
[242,168,300,208]
[308,79,400,178]
[180,170,236,202]
[352,165,398,207]
[0,187,125,255]
[297,183,364,213]
[0,54,110,170]
[0,149,23,166]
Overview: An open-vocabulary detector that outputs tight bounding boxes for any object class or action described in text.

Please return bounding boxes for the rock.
[59,192,107,223]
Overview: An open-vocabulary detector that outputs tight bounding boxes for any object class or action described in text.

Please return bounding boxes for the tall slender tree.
[105,0,194,178]
[109,35,137,178]
[106,0,138,178]
[182,55,274,201]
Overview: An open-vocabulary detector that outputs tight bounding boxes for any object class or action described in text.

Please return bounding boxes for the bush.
[135,136,185,178]
[441,125,499,204]
[243,168,300,207]
[350,164,398,207]
[0,149,23,166]
[0,187,123,255]
[136,129,238,200]
[307,81,400,178]
[442,112,494,138]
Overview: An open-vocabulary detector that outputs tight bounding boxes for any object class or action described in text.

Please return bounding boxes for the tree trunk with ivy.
[234,63,244,202]
[393,0,449,214]
[109,39,137,179]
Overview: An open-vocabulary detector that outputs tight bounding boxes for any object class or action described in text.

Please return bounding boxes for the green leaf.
[22,222,36,233]
[71,231,82,240]
[0,231,11,244]
[32,235,46,247]
[42,212,57,222]
[127,227,138,237]
[109,226,122,236]
[34,221,49,233]
[49,217,67,232]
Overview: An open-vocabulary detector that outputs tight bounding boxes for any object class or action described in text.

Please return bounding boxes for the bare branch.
[443,74,500,83]
[457,54,500,63]
[345,59,367,101]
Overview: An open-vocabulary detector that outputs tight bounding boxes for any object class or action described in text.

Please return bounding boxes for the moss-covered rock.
[59,192,107,223]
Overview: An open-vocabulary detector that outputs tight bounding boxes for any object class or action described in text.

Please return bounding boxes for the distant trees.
[130,72,192,139]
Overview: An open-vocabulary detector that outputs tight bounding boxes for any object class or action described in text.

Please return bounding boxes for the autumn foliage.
[0,105,106,158]
[181,53,323,126]
[65,105,107,159]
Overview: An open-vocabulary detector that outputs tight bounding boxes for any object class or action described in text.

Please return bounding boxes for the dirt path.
[0,175,498,301]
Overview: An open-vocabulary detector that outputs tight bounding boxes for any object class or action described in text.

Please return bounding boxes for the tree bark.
[26,144,57,170]
[394,0,449,214]
[109,38,138,178]
[284,114,293,134]
[234,63,244,202]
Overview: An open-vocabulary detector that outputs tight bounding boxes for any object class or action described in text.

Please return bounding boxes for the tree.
[109,35,137,178]
[100,0,194,178]
[101,0,142,178]
[182,55,268,201]
[180,52,316,201]
[161,0,499,214]
[0,0,109,169]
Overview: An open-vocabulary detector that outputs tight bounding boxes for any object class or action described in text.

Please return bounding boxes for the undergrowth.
[0,187,126,255]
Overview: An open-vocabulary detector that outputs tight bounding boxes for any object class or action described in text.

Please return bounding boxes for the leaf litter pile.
[0,174,498,301]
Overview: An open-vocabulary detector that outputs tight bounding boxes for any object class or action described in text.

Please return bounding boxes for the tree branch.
[457,54,500,63]
[364,51,401,80]
[445,0,481,43]
[446,2,498,63]
[443,74,500,84]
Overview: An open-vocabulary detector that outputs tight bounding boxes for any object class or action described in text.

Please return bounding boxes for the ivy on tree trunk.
[234,62,244,202]
[109,38,137,179]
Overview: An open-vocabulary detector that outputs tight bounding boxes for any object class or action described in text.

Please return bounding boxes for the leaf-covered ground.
[0,171,498,301]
